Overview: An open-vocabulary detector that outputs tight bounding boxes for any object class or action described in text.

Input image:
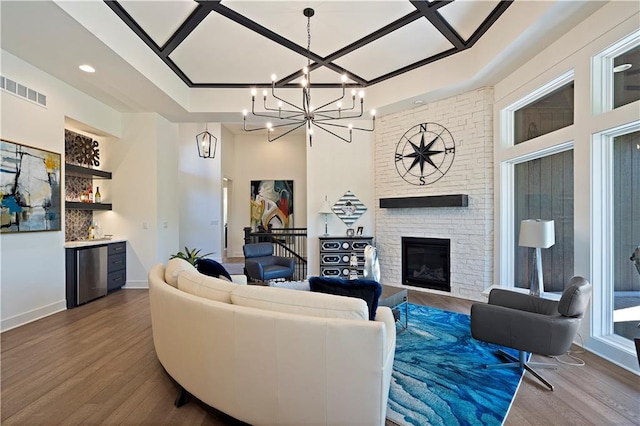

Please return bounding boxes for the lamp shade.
[519,219,555,248]
[319,199,333,214]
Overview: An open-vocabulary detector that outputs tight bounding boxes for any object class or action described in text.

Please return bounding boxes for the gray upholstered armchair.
[471,276,592,391]
[243,242,295,282]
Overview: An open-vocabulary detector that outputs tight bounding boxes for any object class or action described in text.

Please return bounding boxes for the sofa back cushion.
[231,285,368,320]
[309,276,382,320]
[165,258,196,287]
[177,270,237,303]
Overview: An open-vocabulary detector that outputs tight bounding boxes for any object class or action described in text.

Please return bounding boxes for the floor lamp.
[319,196,333,237]
[519,219,555,296]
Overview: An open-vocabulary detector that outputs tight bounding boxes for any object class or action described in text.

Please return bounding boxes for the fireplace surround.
[401,237,451,292]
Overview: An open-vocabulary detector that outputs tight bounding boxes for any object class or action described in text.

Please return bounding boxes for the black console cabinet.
[319,236,373,279]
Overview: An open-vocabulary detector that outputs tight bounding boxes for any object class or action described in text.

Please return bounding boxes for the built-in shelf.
[65,201,112,211]
[379,194,469,208]
[65,163,112,179]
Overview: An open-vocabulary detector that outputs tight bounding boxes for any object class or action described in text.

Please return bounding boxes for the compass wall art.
[394,122,455,186]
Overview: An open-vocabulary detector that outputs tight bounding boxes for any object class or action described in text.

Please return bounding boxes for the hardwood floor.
[2,288,638,425]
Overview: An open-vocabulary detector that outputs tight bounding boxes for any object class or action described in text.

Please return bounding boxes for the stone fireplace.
[374,88,494,301]
[402,237,450,292]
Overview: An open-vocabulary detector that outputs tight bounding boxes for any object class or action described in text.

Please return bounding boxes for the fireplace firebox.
[401,237,450,292]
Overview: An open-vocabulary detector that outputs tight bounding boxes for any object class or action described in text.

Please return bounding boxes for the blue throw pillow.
[309,276,382,320]
[196,258,232,281]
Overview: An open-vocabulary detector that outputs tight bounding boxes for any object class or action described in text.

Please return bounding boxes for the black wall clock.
[394,122,455,186]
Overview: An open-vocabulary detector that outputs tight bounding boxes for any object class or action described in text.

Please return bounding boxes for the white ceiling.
[0,0,609,128]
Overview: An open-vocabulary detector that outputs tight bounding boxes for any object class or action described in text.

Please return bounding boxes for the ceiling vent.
[1,75,47,107]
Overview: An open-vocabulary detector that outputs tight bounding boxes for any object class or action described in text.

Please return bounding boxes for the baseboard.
[1,300,67,332]
[123,280,148,289]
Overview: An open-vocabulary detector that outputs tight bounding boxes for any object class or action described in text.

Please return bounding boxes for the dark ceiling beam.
[209,3,372,87]
[323,11,423,64]
[367,47,459,86]
[209,3,324,66]
[410,0,465,50]
[465,1,514,48]
[162,2,217,55]
[103,1,194,86]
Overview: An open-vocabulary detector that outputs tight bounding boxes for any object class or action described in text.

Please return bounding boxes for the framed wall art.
[250,180,293,231]
[1,139,62,233]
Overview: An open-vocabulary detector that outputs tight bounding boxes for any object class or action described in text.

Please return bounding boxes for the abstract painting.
[250,180,293,231]
[1,139,61,233]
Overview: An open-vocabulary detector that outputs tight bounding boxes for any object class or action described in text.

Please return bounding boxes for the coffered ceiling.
[0,1,611,123]
[106,0,511,89]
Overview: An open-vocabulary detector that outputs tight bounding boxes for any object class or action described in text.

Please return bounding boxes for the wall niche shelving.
[64,163,112,211]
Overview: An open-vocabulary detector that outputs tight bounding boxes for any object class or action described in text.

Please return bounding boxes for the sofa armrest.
[274,256,295,270]
[244,259,264,280]
[374,306,396,360]
[231,274,247,285]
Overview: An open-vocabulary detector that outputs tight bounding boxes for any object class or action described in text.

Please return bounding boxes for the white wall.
[155,116,180,265]
[228,132,307,258]
[0,50,121,331]
[99,113,180,288]
[305,126,375,277]
[178,123,223,261]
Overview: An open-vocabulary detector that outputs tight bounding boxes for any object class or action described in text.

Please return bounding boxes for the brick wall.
[374,88,494,300]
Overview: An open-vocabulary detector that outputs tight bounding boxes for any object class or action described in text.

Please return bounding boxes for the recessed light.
[613,63,632,73]
[79,64,95,73]
[414,100,424,105]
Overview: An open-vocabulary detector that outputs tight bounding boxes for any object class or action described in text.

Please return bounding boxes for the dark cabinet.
[66,241,127,308]
[319,236,373,278]
[107,242,126,292]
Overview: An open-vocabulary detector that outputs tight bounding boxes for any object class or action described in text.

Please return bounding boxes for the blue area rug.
[387,303,526,426]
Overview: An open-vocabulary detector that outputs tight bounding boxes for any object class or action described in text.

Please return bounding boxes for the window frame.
[592,29,640,115]
[590,121,640,355]
[500,70,574,149]
[499,142,574,298]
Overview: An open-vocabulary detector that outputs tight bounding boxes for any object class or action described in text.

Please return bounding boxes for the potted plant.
[170,246,213,266]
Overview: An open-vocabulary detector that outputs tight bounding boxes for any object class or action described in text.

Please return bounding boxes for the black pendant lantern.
[196,124,217,158]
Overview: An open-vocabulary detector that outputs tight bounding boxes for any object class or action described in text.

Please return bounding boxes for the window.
[613,45,640,109]
[513,82,574,145]
[513,150,574,293]
[612,130,640,341]
[593,30,640,114]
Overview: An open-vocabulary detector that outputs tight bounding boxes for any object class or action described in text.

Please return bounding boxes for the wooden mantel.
[379,194,469,208]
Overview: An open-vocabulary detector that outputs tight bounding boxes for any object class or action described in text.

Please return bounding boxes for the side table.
[379,285,408,332]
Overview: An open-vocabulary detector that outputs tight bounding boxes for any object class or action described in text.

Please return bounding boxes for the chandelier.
[242,8,375,146]
[196,123,217,158]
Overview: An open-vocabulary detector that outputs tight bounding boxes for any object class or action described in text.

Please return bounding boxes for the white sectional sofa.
[148,259,396,426]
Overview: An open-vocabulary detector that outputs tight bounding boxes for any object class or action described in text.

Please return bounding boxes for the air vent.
[0,75,47,107]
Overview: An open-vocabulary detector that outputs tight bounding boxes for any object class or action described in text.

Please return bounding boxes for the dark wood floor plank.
[1,286,638,426]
